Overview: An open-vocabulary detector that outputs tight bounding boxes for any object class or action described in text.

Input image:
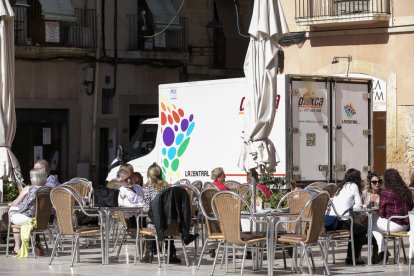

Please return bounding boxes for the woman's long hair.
[146,162,168,192]
[335,168,362,196]
[383,168,413,204]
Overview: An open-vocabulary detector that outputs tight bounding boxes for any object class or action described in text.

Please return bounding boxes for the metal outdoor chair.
[6,186,53,258]
[275,189,314,270]
[192,180,203,192]
[320,199,356,266]
[382,215,410,265]
[49,186,103,267]
[224,180,241,193]
[211,191,267,276]
[62,178,94,205]
[181,183,202,254]
[275,191,331,276]
[196,188,223,269]
[203,181,218,191]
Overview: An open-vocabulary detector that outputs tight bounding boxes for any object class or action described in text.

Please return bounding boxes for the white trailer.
[107,75,372,184]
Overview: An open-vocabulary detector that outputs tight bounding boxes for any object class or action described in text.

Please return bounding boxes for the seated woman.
[372,168,414,263]
[7,168,47,255]
[327,168,367,265]
[361,171,383,263]
[118,172,144,228]
[130,172,145,199]
[210,167,229,191]
[140,163,171,263]
[362,172,382,207]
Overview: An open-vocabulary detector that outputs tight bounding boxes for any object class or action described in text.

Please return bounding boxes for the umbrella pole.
[251,169,257,213]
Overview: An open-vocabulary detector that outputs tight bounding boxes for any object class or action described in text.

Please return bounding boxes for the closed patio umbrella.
[238,0,288,209]
[0,0,24,187]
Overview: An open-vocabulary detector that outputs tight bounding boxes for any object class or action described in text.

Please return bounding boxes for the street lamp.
[331,55,352,77]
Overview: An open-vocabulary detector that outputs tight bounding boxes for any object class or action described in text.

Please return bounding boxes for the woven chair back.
[34,187,53,231]
[212,193,242,244]
[236,184,251,198]
[177,178,191,185]
[199,188,221,235]
[203,182,218,191]
[191,180,203,192]
[62,178,93,198]
[280,189,313,233]
[304,192,330,244]
[307,182,327,190]
[181,184,200,218]
[50,187,78,235]
[224,180,241,192]
[322,183,337,198]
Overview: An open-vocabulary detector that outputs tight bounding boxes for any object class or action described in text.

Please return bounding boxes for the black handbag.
[94,186,119,207]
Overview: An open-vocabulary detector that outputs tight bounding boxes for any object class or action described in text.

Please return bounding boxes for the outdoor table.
[244,209,300,276]
[351,207,378,266]
[75,205,143,265]
[268,210,300,276]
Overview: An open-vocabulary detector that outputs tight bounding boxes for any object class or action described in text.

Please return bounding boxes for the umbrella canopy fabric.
[0,0,24,185]
[238,0,288,173]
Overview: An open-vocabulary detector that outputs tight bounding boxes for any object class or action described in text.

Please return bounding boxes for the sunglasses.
[371,180,382,185]
[122,176,131,183]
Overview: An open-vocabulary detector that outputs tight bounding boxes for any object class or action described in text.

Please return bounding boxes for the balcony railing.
[295,0,391,25]
[14,6,96,48]
[128,14,187,52]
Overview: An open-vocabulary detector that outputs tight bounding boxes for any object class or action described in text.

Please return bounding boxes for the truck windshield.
[129,124,157,160]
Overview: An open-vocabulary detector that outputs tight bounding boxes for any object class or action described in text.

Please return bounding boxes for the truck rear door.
[290,79,330,182]
[333,80,371,181]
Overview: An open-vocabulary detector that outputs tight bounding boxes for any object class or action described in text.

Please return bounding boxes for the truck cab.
[106,118,159,181]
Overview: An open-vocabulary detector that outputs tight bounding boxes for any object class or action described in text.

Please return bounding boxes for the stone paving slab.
[0,238,411,275]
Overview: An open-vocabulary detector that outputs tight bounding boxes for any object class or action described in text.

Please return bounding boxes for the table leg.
[99,210,106,265]
[104,209,112,265]
[268,218,275,276]
[367,211,372,266]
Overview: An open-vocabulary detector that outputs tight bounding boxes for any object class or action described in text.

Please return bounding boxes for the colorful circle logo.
[160,100,195,180]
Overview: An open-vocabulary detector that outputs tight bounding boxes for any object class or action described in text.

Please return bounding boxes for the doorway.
[12,109,68,184]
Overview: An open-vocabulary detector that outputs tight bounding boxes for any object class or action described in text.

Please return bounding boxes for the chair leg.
[210,241,223,276]
[49,233,61,265]
[5,222,11,257]
[240,244,248,276]
[401,238,407,263]
[115,229,126,260]
[30,234,36,259]
[71,236,80,267]
[181,239,189,267]
[383,232,390,266]
[318,241,331,276]
[302,244,313,276]
[196,237,209,269]
[155,236,161,268]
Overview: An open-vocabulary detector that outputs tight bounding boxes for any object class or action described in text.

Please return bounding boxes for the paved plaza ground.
[0,237,412,275]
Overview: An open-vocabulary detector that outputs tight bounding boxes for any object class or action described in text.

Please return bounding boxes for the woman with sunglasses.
[362,172,382,208]
[371,168,414,263]
[361,172,382,263]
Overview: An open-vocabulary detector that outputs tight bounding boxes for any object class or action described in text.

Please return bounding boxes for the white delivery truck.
[107,74,373,184]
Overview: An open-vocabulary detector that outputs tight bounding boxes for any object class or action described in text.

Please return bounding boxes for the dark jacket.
[148,186,191,241]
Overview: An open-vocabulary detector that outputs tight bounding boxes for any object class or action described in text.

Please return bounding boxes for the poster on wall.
[154,29,166,48]
[43,128,51,145]
[45,21,60,43]
[34,146,43,163]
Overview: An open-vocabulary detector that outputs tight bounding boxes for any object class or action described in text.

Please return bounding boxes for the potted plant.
[2,181,19,202]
